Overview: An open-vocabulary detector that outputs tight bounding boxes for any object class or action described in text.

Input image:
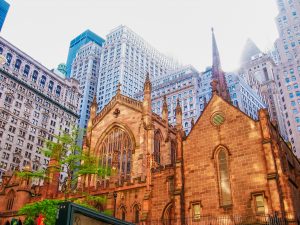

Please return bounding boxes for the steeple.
[212,27,221,72]
[162,95,169,141]
[87,96,97,129]
[211,28,231,102]
[162,95,168,122]
[142,72,152,128]
[86,95,98,148]
[175,98,182,129]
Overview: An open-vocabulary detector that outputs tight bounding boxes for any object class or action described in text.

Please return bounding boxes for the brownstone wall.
[183,95,274,217]
[150,168,175,222]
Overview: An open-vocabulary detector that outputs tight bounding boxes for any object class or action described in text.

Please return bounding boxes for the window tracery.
[6,190,15,210]
[171,140,176,165]
[154,130,162,164]
[99,127,133,181]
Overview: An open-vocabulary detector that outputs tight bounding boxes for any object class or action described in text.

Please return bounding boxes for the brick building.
[0,34,300,225]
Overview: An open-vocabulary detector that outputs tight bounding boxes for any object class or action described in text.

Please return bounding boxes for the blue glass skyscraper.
[65,29,105,77]
[0,0,10,31]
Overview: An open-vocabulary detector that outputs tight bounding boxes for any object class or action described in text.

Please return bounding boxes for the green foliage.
[19,197,110,225]
[18,199,63,225]
[16,169,47,180]
[17,127,111,224]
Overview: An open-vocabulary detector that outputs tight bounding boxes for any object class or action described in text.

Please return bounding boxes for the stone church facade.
[1,31,300,224]
[0,74,300,224]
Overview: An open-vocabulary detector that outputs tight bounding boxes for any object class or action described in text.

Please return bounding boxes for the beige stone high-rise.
[239,41,287,141]
[274,0,300,155]
[0,37,81,178]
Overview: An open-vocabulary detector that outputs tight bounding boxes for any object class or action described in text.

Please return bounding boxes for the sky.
[1,0,279,72]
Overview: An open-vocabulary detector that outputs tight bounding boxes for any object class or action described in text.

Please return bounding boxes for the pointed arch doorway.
[162,202,174,225]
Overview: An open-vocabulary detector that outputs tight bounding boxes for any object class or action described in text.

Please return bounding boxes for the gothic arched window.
[120,206,126,221]
[217,148,232,206]
[154,130,162,164]
[99,127,133,181]
[171,140,176,166]
[133,205,140,223]
[6,190,15,210]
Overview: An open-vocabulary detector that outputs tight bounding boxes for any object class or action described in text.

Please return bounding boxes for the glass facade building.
[70,41,102,129]
[0,0,10,31]
[65,30,105,77]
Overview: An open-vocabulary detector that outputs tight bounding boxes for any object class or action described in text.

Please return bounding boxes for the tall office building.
[97,25,179,111]
[239,49,287,140]
[0,37,81,178]
[239,38,262,65]
[274,0,300,155]
[0,0,9,31]
[71,41,102,129]
[66,30,105,77]
[135,65,201,134]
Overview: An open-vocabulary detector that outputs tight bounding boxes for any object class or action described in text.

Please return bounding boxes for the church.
[1,33,300,225]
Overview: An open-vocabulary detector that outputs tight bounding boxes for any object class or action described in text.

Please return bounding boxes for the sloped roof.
[240,39,262,65]
[186,93,257,139]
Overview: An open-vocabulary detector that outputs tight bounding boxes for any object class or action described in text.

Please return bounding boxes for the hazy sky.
[1,0,279,72]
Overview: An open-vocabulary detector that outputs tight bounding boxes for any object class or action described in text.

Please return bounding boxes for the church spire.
[212,27,221,71]
[211,28,231,102]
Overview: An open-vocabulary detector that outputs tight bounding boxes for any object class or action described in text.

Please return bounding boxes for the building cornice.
[0,68,80,119]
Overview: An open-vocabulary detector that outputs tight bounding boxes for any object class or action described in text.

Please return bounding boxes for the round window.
[211,112,225,126]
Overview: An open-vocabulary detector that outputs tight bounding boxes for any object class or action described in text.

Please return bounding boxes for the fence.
[136,214,298,225]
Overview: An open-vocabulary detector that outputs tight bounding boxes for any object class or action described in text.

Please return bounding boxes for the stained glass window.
[218,149,232,206]
[154,131,161,164]
[99,127,132,181]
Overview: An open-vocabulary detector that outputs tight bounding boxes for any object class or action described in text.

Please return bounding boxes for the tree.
[18,127,111,225]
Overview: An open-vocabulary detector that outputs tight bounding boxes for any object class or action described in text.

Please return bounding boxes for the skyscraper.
[239,38,262,65]
[71,41,102,129]
[0,37,81,177]
[274,0,300,155]
[66,30,105,77]
[239,48,287,140]
[97,25,179,111]
[0,0,10,31]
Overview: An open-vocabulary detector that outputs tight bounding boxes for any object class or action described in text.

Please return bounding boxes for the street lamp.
[113,191,117,217]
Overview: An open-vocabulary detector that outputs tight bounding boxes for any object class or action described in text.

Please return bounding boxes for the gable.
[187,94,258,141]
[93,94,143,128]
[90,100,143,152]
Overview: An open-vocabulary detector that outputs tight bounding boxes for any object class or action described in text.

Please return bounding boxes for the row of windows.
[1,54,63,98]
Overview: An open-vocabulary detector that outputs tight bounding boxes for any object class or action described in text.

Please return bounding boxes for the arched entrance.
[162,202,174,225]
